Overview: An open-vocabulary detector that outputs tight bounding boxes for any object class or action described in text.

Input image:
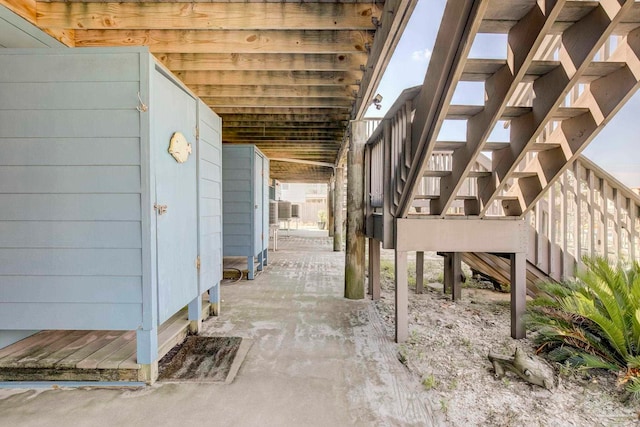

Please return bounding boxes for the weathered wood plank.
[44,331,112,368]
[37,2,381,30]
[190,84,358,98]
[74,29,374,54]
[203,96,353,108]
[155,52,367,71]
[12,330,90,368]
[75,331,136,369]
[0,331,75,366]
[176,70,362,86]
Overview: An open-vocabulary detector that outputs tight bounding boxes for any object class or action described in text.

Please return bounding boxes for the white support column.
[549,183,557,279]
[631,201,638,261]
[588,169,596,258]
[573,162,582,269]
[395,249,408,343]
[510,252,527,339]
[614,189,622,261]
[602,180,609,260]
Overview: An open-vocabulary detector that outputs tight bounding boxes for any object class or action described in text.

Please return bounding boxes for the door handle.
[154,204,168,215]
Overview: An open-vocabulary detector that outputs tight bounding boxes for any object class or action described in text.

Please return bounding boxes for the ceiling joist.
[74,29,374,54]
[36,2,382,31]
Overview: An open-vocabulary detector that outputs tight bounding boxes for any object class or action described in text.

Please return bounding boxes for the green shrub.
[528,257,640,395]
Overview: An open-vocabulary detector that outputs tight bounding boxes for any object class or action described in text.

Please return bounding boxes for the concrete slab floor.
[0,230,438,426]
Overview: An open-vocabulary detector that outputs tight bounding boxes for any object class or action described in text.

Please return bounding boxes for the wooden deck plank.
[47,331,117,368]
[99,339,137,370]
[75,331,136,369]
[0,331,67,366]
[13,330,91,368]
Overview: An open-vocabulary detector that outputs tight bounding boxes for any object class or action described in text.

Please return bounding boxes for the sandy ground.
[375,250,640,426]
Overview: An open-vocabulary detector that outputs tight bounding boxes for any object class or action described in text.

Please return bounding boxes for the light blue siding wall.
[0,9,67,348]
[198,101,223,293]
[223,146,255,257]
[0,50,144,331]
[222,145,268,259]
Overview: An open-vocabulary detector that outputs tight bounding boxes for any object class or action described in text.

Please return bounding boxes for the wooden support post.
[395,249,408,343]
[188,294,202,334]
[588,170,596,258]
[444,252,462,301]
[345,121,366,299]
[328,179,335,238]
[416,251,424,294]
[334,167,344,252]
[510,252,526,339]
[368,238,381,301]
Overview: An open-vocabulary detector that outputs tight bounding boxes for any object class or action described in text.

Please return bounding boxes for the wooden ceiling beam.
[202,96,353,108]
[214,107,351,115]
[155,53,368,72]
[223,121,346,129]
[219,114,349,123]
[175,70,362,86]
[223,131,344,139]
[190,84,358,99]
[73,29,374,54]
[37,2,382,31]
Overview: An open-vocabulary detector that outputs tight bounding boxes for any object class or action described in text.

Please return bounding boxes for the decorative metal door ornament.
[168,132,192,163]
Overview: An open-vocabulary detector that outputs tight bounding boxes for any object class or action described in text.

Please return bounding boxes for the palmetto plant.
[528,257,640,397]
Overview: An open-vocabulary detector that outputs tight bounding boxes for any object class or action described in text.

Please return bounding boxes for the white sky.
[367,0,640,188]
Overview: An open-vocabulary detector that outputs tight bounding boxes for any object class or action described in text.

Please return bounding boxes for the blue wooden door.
[253,151,263,255]
[153,73,199,324]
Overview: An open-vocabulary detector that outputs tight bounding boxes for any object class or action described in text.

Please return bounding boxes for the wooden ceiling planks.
[2,0,413,182]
